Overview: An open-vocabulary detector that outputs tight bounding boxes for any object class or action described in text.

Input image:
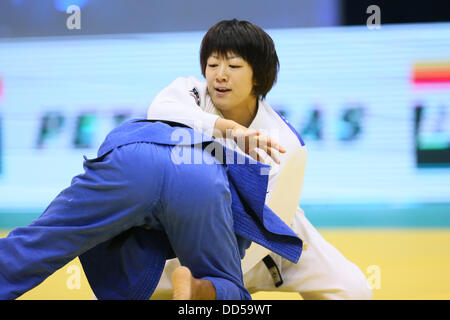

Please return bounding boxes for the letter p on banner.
[66,5,81,30]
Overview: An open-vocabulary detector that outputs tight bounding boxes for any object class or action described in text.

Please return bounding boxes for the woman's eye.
[230,65,241,68]
[208,64,218,67]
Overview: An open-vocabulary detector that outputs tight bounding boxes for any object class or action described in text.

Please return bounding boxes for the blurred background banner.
[0,0,449,227]
[1,0,450,301]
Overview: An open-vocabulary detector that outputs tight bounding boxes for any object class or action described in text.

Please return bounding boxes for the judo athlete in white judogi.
[147,19,373,300]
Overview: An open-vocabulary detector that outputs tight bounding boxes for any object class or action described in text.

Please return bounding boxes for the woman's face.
[205,52,257,115]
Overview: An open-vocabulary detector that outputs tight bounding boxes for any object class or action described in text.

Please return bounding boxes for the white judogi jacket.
[147,76,307,272]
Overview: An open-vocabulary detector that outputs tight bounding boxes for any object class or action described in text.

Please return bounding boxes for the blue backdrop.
[0,22,449,227]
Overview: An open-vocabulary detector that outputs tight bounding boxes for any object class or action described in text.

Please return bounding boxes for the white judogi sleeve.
[147,76,220,138]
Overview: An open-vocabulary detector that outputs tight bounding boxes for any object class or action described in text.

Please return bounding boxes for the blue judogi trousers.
[0,142,250,300]
[0,120,302,300]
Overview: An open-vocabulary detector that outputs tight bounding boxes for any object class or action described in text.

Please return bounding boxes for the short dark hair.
[200,19,279,100]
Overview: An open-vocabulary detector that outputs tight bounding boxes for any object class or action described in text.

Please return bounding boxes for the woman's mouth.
[215,88,231,96]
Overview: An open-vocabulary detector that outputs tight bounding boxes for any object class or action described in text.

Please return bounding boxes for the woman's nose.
[216,64,228,81]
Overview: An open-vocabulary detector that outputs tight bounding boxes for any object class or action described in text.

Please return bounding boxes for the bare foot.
[171,266,216,300]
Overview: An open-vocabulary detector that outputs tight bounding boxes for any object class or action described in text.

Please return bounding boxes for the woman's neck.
[221,99,258,128]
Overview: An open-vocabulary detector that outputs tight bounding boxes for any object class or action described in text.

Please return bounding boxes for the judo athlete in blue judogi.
[0,119,302,300]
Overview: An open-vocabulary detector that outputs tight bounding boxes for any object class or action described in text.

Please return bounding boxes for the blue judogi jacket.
[0,120,302,300]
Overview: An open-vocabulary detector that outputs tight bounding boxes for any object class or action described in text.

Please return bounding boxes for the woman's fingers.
[230,128,286,164]
[230,128,259,139]
[265,147,281,164]
[249,149,265,164]
[256,135,286,154]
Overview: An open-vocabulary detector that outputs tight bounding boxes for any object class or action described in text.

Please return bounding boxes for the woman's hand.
[214,118,286,164]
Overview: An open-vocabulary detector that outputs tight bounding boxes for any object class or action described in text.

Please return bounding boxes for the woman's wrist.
[213,118,239,138]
